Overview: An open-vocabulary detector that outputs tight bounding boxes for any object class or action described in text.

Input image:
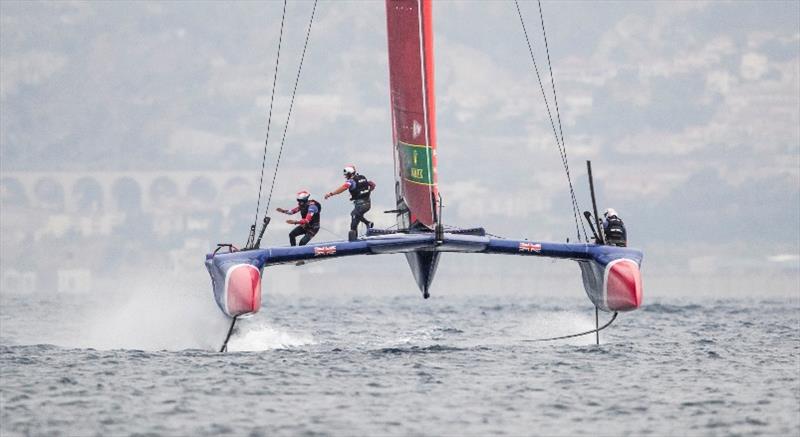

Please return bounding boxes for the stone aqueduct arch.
[0,172,254,214]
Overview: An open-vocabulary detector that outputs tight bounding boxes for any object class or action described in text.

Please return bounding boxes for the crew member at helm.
[602,208,627,247]
[277,191,321,246]
[325,165,376,241]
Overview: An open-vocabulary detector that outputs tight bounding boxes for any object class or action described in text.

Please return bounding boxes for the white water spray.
[225,319,314,352]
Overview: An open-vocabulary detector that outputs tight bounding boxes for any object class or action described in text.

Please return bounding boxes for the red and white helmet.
[296,190,311,203]
[343,165,356,178]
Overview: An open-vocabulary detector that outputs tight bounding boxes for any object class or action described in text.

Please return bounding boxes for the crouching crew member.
[325,164,376,241]
[277,191,321,246]
[602,208,627,247]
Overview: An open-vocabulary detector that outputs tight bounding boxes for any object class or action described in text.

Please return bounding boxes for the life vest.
[348,174,372,201]
[299,200,321,227]
[604,216,626,247]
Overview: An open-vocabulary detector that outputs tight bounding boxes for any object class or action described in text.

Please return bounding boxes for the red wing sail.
[385,0,439,229]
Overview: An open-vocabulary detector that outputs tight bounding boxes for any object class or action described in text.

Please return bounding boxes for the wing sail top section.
[385,0,439,228]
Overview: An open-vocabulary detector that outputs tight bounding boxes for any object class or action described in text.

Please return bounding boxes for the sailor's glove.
[286,219,298,225]
[276,207,288,214]
[324,193,332,200]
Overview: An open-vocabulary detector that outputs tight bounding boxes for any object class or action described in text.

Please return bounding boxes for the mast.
[385,0,439,229]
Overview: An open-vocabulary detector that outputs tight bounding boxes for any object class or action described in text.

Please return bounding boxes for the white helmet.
[343,165,356,178]
[604,208,618,218]
[296,190,311,203]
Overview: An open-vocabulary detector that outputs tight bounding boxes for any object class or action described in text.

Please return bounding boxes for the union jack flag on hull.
[314,246,337,256]
[519,242,542,253]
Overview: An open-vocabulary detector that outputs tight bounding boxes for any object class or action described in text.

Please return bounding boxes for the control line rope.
[264,0,318,214]
[525,311,618,342]
[252,0,288,232]
[514,0,587,242]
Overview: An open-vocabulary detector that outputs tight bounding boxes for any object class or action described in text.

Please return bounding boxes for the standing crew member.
[277,191,321,246]
[602,208,627,247]
[325,165,376,241]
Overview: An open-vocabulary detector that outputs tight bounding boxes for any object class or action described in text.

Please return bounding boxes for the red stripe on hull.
[606,260,642,311]
[226,265,262,316]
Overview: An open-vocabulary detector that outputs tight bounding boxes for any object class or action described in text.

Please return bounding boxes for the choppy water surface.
[1,292,798,436]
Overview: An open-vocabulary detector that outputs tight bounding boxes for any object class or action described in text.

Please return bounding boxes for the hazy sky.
[1,1,798,296]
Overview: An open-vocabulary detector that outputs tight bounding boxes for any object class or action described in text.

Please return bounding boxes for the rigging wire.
[252,0,288,233]
[514,0,586,242]
[536,0,588,242]
[264,0,318,214]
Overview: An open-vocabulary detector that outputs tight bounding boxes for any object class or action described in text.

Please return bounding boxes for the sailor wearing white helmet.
[325,164,376,241]
[276,190,322,246]
[602,208,627,247]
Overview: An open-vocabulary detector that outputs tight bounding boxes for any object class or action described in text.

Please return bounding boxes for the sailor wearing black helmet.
[325,164,376,241]
[602,208,627,247]
[277,190,321,246]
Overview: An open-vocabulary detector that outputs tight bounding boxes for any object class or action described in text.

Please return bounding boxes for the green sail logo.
[400,142,433,185]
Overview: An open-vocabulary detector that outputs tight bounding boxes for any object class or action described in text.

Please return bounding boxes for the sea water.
[1,290,798,436]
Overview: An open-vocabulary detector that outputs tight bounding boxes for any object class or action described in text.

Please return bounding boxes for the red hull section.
[605,259,642,311]
[225,264,262,317]
[385,0,439,228]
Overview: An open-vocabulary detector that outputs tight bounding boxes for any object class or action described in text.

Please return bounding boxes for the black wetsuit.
[603,216,627,247]
[289,200,321,246]
[348,174,373,231]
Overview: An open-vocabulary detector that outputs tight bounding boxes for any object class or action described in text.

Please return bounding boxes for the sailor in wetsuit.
[276,191,321,246]
[602,208,627,247]
[324,165,376,241]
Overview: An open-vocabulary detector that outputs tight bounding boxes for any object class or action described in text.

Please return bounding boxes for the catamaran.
[205,0,643,351]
